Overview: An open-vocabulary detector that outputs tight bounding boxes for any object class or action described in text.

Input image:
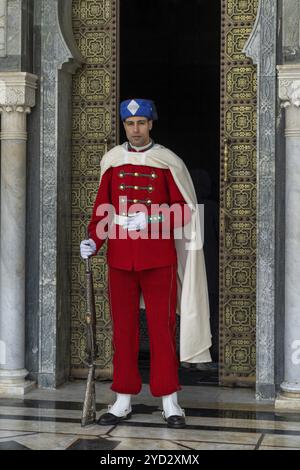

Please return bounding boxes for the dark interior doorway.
[120,0,220,380]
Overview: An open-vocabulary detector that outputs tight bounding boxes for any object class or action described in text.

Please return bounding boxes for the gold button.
[133,199,138,203]
[119,171,124,178]
[147,199,152,204]
[151,173,157,179]
[148,186,153,192]
[134,186,139,190]
[120,184,125,190]
[134,172,139,176]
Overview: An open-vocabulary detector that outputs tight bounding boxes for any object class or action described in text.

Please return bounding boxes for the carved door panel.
[70,0,119,378]
[219,0,258,386]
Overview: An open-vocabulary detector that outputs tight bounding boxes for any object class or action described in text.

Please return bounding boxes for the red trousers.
[108,264,181,397]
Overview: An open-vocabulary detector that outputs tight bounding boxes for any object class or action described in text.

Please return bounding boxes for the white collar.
[127,140,153,152]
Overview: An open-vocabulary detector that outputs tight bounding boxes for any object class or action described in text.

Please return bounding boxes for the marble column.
[0,72,38,396]
[276,65,300,410]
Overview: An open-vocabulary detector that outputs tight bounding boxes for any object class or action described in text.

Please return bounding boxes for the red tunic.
[88,151,191,271]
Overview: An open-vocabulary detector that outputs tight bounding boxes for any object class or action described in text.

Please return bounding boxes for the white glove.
[80,238,97,259]
[123,212,147,231]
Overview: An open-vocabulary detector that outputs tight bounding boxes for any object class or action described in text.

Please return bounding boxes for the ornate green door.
[219,0,258,386]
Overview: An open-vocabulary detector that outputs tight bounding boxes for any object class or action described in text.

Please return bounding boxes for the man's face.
[123,116,153,147]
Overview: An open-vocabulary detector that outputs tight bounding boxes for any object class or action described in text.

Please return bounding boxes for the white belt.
[114,213,138,226]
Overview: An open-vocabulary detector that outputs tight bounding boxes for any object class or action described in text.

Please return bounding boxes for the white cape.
[99,143,212,363]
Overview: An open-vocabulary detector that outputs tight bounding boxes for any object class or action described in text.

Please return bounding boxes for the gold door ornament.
[71,0,119,378]
[220,0,258,385]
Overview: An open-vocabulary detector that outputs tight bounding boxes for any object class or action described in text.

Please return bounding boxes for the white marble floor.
[0,381,299,450]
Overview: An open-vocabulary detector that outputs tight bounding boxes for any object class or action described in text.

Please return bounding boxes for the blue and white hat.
[120,99,158,121]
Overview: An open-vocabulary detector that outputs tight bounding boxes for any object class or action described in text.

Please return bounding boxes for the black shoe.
[162,412,186,429]
[97,410,132,426]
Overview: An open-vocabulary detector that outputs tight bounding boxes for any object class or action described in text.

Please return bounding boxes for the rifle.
[81,256,97,426]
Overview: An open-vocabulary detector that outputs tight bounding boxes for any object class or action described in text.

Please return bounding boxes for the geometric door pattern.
[219,0,258,385]
[70,0,119,378]
[69,0,259,385]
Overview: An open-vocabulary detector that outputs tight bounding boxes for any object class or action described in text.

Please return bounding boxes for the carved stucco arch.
[57,0,84,72]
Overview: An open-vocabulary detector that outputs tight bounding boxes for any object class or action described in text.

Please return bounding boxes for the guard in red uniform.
[80,99,193,428]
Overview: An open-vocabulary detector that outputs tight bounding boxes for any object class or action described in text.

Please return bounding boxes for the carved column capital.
[277,65,300,137]
[277,65,300,108]
[0,72,38,108]
[0,72,38,142]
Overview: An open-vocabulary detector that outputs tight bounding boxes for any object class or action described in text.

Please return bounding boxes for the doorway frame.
[29,0,281,399]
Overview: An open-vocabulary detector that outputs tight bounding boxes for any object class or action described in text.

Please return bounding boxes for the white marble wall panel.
[0,0,7,57]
